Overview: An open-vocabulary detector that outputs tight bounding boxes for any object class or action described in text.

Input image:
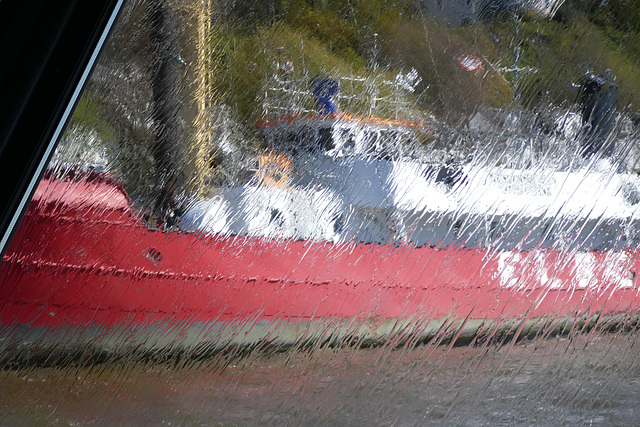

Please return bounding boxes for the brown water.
[2,330,639,426]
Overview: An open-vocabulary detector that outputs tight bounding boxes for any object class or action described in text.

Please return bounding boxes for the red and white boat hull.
[1,175,639,355]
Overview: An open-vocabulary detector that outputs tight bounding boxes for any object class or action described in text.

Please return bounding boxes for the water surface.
[2,330,639,425]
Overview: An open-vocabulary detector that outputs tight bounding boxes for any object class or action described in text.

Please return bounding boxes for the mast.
[193,0,215,196]
[149,0,183,219]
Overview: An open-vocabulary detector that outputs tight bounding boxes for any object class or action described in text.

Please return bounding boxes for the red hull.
[2,175,640,342]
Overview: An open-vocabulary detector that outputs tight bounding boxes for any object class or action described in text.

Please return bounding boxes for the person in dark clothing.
[576,70,617,157]
[310,76,339,115]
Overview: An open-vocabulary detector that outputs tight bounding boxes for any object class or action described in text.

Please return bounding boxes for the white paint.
[497,252,522,288]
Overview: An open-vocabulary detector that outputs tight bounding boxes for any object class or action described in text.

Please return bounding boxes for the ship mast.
[193,0,214,196]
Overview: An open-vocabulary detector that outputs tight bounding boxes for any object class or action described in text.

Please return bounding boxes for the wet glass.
[2,0,640,424]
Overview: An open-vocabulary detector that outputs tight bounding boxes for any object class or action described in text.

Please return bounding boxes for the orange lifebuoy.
[259,151,293,188]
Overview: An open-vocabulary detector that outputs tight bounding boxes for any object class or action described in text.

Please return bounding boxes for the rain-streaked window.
[2,0,640,424]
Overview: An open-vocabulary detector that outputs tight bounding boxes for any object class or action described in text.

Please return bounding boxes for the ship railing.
[261,72,418,122]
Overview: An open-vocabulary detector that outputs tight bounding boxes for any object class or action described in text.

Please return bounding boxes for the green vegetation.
[485,0,640,111]
[213,0,515,129]
[66,0,640,145]
[213,0,640,131]
[69,94,113,139]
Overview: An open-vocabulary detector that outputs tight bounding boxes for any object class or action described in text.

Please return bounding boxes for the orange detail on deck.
[257,112,430,133]
[259,152,293,188]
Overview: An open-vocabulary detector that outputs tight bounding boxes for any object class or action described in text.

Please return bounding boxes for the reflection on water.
[2,331,640,425]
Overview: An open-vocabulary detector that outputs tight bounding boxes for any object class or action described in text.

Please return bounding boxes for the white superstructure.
[181,114,640,252]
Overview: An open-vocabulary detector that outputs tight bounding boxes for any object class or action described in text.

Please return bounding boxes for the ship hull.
[1,175,640,357]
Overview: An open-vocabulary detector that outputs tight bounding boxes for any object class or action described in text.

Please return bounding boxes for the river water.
[2,330,639,425]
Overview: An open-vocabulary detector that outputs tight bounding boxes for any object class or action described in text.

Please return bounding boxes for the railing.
[260,67,422,122]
